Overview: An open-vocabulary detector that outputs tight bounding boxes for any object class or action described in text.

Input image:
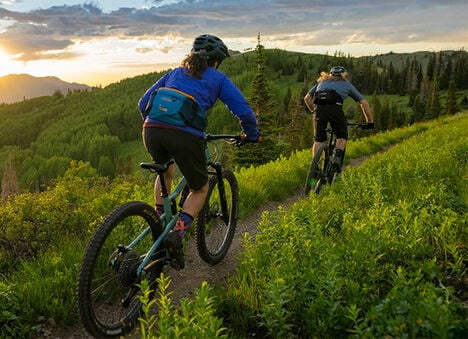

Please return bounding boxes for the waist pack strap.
[146,87,207,131]
[164,87,196,102]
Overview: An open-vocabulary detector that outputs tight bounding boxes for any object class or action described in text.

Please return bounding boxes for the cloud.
[0,0,466,63]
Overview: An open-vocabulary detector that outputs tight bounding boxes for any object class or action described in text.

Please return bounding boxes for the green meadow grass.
[0,113,465,337]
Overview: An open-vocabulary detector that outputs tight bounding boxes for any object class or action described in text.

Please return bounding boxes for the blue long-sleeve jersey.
[138,66,260,139]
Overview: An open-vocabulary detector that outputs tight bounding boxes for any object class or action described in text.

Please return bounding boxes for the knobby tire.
[76,201,164,338]
[196,169,239,264]
[305,143,329,195]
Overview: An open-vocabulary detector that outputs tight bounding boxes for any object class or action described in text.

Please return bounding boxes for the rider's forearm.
[359,99,374,123]
[304,93,316,112]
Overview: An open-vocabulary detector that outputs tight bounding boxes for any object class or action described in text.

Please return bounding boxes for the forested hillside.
[0,114,465,338]
[0,47,467,194]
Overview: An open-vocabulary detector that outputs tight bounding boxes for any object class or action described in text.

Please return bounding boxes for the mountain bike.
[76,134,243,338]
[304,122,366,195]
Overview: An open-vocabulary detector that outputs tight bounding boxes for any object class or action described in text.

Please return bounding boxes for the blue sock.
[175,212,194,237]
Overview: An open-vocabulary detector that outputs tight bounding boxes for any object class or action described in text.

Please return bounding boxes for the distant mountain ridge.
[0,73,91,104]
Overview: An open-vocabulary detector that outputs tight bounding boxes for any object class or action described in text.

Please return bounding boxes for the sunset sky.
[0,0,466,86]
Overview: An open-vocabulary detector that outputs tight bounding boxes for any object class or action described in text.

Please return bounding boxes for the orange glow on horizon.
[0,47,27,77]
[0,48,13,76]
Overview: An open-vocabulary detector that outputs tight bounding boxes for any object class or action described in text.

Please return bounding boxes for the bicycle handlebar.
[206,133,260,146]
[347,122,368,128]
[205,134,242,141]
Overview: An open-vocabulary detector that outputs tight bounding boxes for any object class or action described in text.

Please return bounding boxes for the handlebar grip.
[205,133,260,144]
[347,122,368,129]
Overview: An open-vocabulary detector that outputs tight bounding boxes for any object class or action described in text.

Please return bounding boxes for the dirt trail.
[39,191,301,339]
[37,152,375,338]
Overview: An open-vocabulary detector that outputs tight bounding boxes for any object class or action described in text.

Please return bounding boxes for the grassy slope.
[223,112,467,337]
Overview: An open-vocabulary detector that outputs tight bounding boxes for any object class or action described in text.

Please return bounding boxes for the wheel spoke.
[196,170,238,264]
[77,202,164,337]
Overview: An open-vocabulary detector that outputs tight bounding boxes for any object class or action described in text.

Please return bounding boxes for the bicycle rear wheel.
[77,201,164,338]
[196,169,239,264]
[305,143,329,195]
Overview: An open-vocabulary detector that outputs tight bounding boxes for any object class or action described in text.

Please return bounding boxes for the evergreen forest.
[0,45,467,195]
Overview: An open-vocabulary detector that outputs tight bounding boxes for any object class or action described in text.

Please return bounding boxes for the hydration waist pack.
[145,87,207,131]
[314,89,343,105]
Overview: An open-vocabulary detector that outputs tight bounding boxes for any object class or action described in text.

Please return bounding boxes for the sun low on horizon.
[0,47,22,77]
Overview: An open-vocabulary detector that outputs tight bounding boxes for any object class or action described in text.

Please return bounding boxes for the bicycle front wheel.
[196,169,239,264]
[77,201,164,338]
[305,143,329,195]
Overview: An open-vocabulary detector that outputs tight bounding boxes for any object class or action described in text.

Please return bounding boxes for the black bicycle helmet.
[192,34,230,62]
[330,66,347,76]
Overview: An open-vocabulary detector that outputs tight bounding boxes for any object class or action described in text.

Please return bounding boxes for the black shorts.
[313,105,348,142]
[143,127,208,190]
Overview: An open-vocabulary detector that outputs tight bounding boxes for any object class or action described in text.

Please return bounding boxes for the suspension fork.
[209,161,229,224]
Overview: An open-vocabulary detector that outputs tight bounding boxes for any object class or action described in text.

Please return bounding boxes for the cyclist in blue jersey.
[138,34,260,268]
[304,66,374,170]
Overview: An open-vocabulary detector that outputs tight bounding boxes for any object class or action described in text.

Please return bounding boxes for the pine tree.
[439,57,452,90]
[412,95,424,123]
[413,78,430,122]
[445,80,459,115]
[249,34,278,133]
[435,51,444,81]
[386,62,395,93]
[232,33,281,168]
[296,64,307,83]
[453,50,468,90]
[406,57,423,107]
[426,52,436,81]
[284,86,313,152]
[425,76,441,120]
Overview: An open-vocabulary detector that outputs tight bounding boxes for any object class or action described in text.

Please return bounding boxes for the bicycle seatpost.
[140,161,174,199]
[159,174,169,199]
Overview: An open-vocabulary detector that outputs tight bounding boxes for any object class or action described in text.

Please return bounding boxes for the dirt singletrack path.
[37,152,377,338]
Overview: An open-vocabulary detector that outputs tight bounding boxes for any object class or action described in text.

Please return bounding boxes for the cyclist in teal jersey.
[138,34,260,267]
[304,66,374,168]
